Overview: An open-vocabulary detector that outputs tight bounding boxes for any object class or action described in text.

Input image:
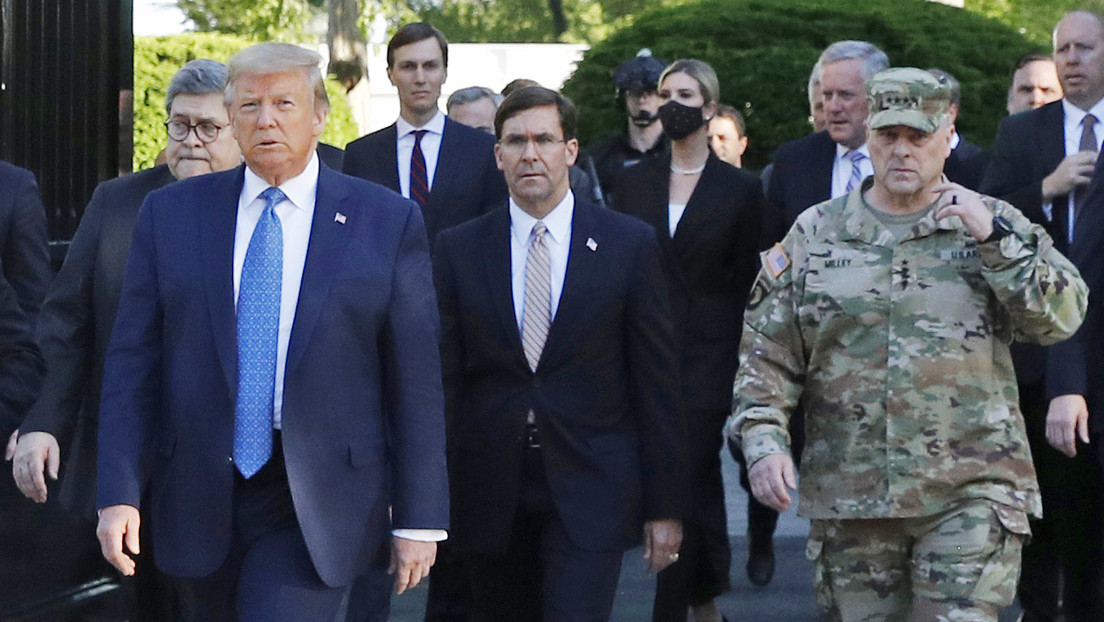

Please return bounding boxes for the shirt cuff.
[391,528,448,542]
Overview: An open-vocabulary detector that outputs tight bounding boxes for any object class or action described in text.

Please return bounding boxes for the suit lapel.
[538,199,597,371]
[200,166,247,395]
[285,166,354,376]
[433,118,461,200]
[672,156,726,245]
[1044,103,1073,245]
[481,208,526,365]
[814,132,836,203]
[1041,101,1066,172]
[379,123,401,191]
[423,118,462,234]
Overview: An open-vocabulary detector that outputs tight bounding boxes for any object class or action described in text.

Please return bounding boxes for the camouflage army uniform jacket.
[731,179,1087,521]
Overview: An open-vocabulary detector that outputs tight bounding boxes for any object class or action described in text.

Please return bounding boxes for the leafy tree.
[134,33,360,171]
[965,0,1104,47]
[563,0,1038,168]
[370,0,667,43]
[176,0,312,40]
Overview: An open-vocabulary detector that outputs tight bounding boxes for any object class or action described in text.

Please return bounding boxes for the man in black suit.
[0,156,49,429]
[929,68,986,190]
[9,59,241,620]
[342,22,506,247]
[0,156,49,471]
[1007,53,1063,116]
[434,87,685,621]
[766,40,889,230]
[981,10,1104,622]
[0,161,50,322]
[342,23,506,622]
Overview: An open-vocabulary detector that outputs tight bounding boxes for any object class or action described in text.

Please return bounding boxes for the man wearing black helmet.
[586,50,670,205]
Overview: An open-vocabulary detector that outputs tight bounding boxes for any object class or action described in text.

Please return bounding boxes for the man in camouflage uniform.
[728,68,1089,621]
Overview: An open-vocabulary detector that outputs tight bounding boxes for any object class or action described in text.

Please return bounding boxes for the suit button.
[533,378,542,388]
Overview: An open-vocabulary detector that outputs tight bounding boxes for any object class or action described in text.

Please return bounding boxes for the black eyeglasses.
[165,120,227,144]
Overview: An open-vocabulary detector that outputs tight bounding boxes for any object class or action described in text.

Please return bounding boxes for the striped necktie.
[410,129,430,207]
[233,187,285,478]
[844,149,866,193]
[522,221,550,373]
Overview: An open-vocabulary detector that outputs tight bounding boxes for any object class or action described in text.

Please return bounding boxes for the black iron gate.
[0,0,132,242]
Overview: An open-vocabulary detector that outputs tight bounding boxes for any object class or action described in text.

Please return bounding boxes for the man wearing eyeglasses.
[8,58,240,621]
[433,86,685,620]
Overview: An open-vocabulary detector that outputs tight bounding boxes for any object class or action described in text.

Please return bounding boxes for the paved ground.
[387,450,1026,621]
[388,451,819,620]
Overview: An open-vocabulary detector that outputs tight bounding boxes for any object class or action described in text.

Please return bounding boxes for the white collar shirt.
[510,191,574,330]
[396,110,446,199]
[233,154,318,430]
[831,142,873,199]
[1046,98,1104,240]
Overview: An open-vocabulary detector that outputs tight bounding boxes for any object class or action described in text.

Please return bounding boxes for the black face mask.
[658,100,706,140]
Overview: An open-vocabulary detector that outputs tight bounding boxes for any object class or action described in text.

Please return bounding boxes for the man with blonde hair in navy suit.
[95,41,448,620]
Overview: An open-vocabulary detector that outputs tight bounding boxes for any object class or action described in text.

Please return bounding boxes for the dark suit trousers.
[173,434,346,622]
[653,409,731,621]
[422,540,472,621]
[1017,382,1104,622]
[468,445,623,622]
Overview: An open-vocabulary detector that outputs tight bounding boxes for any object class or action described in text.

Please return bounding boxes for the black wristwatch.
[984,214,1014,243]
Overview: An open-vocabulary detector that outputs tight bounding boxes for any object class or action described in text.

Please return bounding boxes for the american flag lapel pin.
[334,212,347,225]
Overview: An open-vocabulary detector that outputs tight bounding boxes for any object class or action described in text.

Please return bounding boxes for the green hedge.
[134,33,359,171]
[562,0,1041,169]
[966,0,1104,47]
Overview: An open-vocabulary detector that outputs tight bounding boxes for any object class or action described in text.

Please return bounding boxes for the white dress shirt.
[234,154,444,542]
[830,142,873,199]
[396,110,446,199]
[510,191,574,329]
[234,154,318,431]
[668,202,688,237]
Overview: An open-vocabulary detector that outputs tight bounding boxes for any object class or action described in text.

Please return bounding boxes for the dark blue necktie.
[233,186,285,478]
[410,129,430,207]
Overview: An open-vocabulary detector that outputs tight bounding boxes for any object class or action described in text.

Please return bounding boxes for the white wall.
[348,42,588,135]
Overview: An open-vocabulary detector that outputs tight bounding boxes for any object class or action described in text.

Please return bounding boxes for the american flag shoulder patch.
[765,243,791,278]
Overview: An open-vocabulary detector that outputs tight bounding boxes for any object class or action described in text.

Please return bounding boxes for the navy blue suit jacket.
[342,116,507,245]
[980,101,1067,250]
[0,160,48,432]
[945,137,987,191]
[96,163,449,586]
[21,165,176,519]
[981,102,1068,389]
[0,160,51,323]
[1048,152,1104,432]
[766,130,836,239]
[433,196,686,555]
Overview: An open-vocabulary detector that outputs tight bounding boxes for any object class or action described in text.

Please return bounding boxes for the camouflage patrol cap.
[866,67,951,133]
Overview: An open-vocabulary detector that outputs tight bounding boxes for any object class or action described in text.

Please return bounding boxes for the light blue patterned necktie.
[233,186,285,478]
[844,149,866,193]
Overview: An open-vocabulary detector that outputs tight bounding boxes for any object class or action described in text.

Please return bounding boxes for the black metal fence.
[0,0,132,242]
